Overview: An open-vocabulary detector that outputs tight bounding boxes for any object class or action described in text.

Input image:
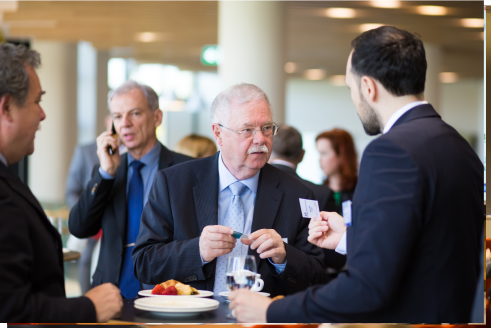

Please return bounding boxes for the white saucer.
[218,291,270,302]
[134,297,219,316]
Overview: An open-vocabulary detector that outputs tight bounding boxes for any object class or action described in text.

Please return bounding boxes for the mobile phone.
[108,122,118,155]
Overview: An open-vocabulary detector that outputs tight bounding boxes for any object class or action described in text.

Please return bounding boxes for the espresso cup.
[251,273,264,292]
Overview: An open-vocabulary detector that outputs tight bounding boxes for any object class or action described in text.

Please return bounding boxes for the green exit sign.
[201,45,220,66]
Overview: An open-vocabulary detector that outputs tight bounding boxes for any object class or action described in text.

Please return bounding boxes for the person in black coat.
[133,83,327,298]
[69,80,193,298]
[229,26,483,324]
[269,125,346,272]
[0,43,121,323]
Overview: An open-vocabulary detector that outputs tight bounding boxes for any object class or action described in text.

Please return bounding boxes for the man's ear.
[212,124,223,147]
[0,94,13,122]
[360,76,378,103]
[154,108,163,128]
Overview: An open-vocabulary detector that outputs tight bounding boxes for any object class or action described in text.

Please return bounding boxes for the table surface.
[116,295,238,324]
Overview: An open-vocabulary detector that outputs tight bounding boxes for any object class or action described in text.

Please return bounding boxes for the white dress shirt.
[335,101,429,255]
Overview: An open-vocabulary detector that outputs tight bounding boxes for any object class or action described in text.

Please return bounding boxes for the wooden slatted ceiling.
[2,1,483,77]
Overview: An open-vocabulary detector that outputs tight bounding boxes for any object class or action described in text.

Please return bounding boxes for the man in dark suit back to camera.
[269,125,346,272]
[69,80,192,299]
[229,26,483,324]
[133,83,327,297]
[0,43,122,323]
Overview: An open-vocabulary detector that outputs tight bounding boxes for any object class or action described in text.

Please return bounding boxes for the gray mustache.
[247,145,268,154]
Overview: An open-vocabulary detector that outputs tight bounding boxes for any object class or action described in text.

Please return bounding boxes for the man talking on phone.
[69,80,192,298]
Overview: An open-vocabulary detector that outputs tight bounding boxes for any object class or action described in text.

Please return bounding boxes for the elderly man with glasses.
[133,83,327,297]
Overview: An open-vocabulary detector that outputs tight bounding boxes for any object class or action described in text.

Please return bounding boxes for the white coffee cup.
[251,273,264,292]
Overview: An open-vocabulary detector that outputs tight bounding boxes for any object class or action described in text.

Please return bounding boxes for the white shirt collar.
[383,101,428,134]
[269,159,296,170]
[218,152,259,195]
[0,152,7,167]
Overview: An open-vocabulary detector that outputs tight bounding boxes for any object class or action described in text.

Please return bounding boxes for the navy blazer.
[133,153,327,297]
[267,104,483,323]
[0,162,96,322]
[68,143,193,288]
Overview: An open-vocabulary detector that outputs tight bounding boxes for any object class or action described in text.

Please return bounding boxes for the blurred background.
[0,0,484,296]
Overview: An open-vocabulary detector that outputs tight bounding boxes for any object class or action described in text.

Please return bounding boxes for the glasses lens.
[242,129,253,138]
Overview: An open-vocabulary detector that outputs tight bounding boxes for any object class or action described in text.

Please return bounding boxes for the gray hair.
[210,83,271,124]
[108,80,159,111]
[0,43,41,106]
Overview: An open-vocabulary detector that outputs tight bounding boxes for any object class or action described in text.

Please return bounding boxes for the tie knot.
[131,160,145,172]
[229,181,247,196]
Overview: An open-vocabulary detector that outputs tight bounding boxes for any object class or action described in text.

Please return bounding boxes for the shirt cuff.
[200,252,209,266]
[98,167,115,180]
[268,258,287,273]
[335,231,347,255]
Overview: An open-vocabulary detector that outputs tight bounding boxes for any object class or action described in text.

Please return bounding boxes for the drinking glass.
[225,255,257,319]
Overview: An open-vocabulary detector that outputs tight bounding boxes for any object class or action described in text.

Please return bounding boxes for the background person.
[175,133,217,158]
[0,43,122,323]
[133,83,327,297]
[229,26,483,323]
[69,80,192,299]
[315,128,358,214]
[269,125,346,275]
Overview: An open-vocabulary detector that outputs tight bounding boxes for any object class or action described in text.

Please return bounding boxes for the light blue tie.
[213,181,247,294]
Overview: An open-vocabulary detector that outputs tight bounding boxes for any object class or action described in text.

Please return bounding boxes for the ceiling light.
[461,18,484,28]
[370,1,401,8]
[359,24,384,32]
[284,62,297,73]
[135,32,167,43]
[325,8,356,19]
[416,6,447,16]
[304,69,326,80]
[330,75,346,86]
[439,72,458,83]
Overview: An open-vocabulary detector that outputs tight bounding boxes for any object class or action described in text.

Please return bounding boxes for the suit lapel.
[193,153,219,233]
[0,163,62,243]
[249,164,283,257]
[113,153,128,240]
[157,142,174,170]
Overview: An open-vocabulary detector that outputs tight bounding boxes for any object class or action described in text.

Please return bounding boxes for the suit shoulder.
[264,164,312,194]
[169,150,194,164]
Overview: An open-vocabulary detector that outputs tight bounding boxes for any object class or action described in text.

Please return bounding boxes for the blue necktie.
[120,160,144,298]
[213,181,248,294]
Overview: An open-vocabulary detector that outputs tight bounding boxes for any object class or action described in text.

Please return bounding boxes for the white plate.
[62,248,70,254]
[218,291,270,301]
[134,297,219,316]
[138,289,214,298]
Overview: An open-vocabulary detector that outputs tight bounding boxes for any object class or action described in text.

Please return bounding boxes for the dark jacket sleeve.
[265,188,327,294]
[68,167,115,238]
[132,170,206,284]
[0,188,96,323]
[267,138,424,323]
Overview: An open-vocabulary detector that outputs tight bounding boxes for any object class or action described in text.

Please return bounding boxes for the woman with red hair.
[316,128,358,214]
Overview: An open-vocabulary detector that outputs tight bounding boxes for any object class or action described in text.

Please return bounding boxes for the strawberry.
[162,286,178,295]
[151,284,165,295]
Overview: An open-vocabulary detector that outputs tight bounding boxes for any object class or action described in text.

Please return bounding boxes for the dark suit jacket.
[65,142,99,208]
[271,163,346,270]
[267,104,483,323]
[68,143,192,288]
[0,162,96,323]
[133,153,327,297]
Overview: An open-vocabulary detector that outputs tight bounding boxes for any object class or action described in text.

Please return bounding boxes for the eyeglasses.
[218,123,279,139]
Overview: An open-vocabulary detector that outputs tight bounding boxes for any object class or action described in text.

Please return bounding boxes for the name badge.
[342,200,352,226]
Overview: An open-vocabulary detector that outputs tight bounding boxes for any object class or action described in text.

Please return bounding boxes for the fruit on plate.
[162,286,178,295]
[151,284,165,295]
[175,282,199,295]
[151,279,200,295]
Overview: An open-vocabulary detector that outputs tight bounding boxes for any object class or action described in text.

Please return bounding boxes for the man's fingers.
[240,238,253,246]
[248,229,267,240]
[206,225,234,234]
[250,233,270,250]
[256,238,274,254]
